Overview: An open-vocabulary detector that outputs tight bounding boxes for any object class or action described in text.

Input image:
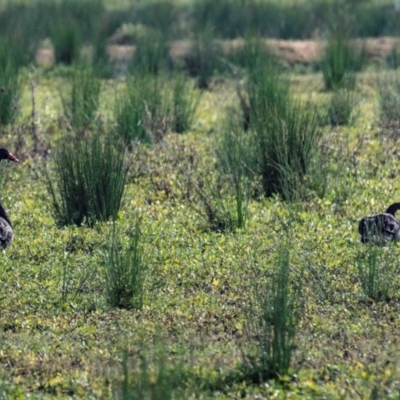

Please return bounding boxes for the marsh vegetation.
[1,0,400,398]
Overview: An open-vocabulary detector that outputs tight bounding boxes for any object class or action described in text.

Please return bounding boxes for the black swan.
[359,202,400,245]
[0,149,19,249]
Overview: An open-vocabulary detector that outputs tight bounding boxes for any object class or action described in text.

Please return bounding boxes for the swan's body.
[359,202,400,245]
[0,148,19,249]
[0,206,13,249]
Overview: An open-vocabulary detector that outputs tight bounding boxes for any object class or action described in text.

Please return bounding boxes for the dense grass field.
[2,0,400,398]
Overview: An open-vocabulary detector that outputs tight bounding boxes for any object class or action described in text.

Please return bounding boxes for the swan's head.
[0,148,19,163]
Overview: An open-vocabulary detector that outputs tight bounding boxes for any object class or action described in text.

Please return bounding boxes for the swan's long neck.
[385,202,400,216]
[0,202,12,227]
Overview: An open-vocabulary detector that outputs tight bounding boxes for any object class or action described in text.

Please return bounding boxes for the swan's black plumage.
[359,202,400,245]
[0,202,13,249]
[0,148,19,249]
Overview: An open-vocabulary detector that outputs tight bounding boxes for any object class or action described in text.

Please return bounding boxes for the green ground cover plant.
[2,69,400,395]
[2,1,400,398]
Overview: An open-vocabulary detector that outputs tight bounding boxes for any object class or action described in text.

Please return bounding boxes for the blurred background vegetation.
[1,0,400,72]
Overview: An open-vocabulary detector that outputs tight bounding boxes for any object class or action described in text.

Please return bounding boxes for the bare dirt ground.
[36,37,400,67]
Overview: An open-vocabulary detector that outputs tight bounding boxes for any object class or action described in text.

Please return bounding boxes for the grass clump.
[92,23,112,78]
[181,147,248,233]
[242,48,325,201]
[51,0,107,66]
[47,132,127,227]
[0,42,21,127]
[242,244,301,382]
[122,352,173,399]
[377,72,400,125]
[115,77,148,145]
[184,27,221,89]
[60,66,101,132]
[105,220,146,310]
[52,19,82,65]
[59,251,98,307]
[171,74,200,133]
[129,29,171,75]
[385,47,400,70]
[193,173,247,233]
[328,88,356,126]
[356,247,400,302]
[321,34,365,91]
[115,74,171,145]
[216,115,253,229]
[57,0,106,39]
[120,343,194,400]
[132,1,176,37]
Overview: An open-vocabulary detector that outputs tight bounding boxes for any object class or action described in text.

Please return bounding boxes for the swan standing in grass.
[0,148,19,249]
[359,202,400,245]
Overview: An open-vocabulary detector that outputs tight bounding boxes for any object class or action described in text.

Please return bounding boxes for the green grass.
[170,74,200,133]
[328,88,356,126]
[105,219,147,310]
[2,23,400,399]
[52,18,82,65]
[46,131,127,226]
[0,39,22,127]
[241,244,302,382]
[59,65,101,131]
[217,113,252,229]
[356,246,400,302]
[377,71,400,126]
[120,345,189,399]
[128,28,171,75]
[240,47,325,201]
[115,74,172,144]
[184,26,222,89]
[321,33,365,91]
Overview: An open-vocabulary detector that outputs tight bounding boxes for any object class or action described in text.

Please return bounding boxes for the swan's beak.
[7,152,19,163]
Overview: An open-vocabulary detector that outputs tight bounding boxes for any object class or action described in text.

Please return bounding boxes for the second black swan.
[359,202,400,245]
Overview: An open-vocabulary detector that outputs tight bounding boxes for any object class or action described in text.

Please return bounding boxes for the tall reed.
[377,72,400,125]
[60,66,101,132]
[105,219,146,310]
[244,48,323,200]
[0,41,21,127]
[321,34,364,91]
[47,133,127,226]
[242,244,302,381]
[115,74,171,144]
